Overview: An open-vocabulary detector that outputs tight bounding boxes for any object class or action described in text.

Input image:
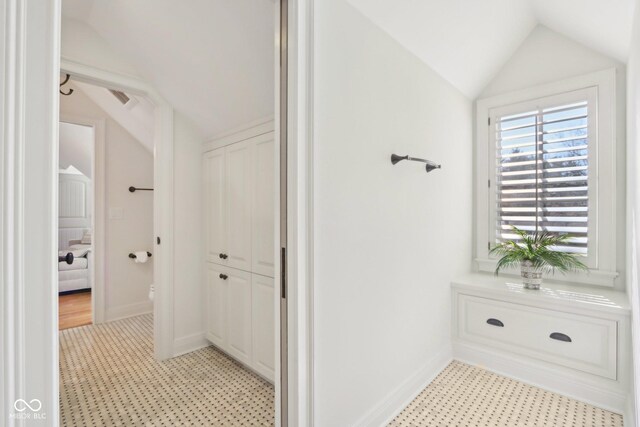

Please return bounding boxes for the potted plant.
[490,226,588,290]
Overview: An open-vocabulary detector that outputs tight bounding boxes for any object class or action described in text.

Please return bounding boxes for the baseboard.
[353,347,453,427]
[625,393,637,427]
[173,332,209,357]
[453,341,627,414]
[105,301,152,322]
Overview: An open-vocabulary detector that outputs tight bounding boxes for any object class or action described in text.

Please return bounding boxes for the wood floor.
[59,291,92,330]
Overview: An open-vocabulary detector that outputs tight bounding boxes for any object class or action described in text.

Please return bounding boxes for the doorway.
[57,120,95,330]
[0,0,313,423]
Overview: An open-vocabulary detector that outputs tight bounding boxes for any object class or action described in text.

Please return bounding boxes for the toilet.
[148,283,154,301]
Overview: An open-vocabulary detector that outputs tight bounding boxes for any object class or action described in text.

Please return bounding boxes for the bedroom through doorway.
[57,76,156,332]
[58,119,95,330]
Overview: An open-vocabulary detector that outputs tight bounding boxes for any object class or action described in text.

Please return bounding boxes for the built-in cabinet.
[203,131,275,381]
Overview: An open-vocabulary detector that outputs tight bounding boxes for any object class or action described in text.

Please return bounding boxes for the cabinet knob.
[219,253,228,259]
[219,274,228,280]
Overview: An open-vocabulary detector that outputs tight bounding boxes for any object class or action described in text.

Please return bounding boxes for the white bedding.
[58,244,92,292]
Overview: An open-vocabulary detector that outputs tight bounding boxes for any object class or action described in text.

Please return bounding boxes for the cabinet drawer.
[457,294,617,379]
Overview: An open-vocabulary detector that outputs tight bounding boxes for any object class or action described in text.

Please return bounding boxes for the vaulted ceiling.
[62,0,275,140]
[62,0,636,132]
[348,0,636,98]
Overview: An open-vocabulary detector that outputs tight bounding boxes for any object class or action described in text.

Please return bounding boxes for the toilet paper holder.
[129,252,152,259]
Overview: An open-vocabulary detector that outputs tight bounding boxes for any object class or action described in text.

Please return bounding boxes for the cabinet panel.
[226,142,252,271]
[206,263,227,348]
[204,148,227,264]
[252,274,275,380]
[252,137,275,277]
[226,267,252,364]
[458,294,617,379]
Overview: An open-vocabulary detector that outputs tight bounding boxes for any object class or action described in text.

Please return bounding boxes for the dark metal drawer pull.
[550,332,572,342]
[219,274,228,280]
[486,318,504,327]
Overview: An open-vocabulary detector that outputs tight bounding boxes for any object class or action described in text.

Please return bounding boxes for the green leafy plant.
[490,226,589,275]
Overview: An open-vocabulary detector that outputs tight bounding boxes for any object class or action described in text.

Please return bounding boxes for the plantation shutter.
[494,100,589,255]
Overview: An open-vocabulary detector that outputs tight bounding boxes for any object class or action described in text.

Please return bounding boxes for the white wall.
[172,113,204,347]
[313,1,473,425]
[626,3,640,424]
[479,25,627,291]
[60,88,154,320]
[59,121,93,176]
[481,26,626,98]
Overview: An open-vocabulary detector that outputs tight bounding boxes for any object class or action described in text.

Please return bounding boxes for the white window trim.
[475,69,619,287]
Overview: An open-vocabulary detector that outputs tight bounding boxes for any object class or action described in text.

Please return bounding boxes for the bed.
[58,240,93,293]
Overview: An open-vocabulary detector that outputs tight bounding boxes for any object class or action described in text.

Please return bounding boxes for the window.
[493,98,592,257]
[475,70,619,287]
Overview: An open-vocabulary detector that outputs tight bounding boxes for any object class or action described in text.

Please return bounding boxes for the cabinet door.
[206,263,227,349]
[204,148,227,264]
[226,267,252,365]
[252,135,275,277]
[225,141,252,271]
[252,273,275,380]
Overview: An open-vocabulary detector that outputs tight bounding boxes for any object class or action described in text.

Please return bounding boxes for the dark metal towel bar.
[391,154,441,173]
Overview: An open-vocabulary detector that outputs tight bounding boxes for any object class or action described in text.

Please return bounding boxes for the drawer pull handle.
[486,318,504,327]
[219,274,228,280]
[550,332,572,342]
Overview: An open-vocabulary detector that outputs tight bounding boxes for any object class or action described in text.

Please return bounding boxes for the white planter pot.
[521,260,542,290]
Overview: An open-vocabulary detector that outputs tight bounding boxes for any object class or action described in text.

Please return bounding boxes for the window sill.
[475,258,619,288]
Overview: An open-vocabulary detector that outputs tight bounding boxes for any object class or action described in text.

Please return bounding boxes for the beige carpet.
[389,361,623,427]
[59,314,274,426]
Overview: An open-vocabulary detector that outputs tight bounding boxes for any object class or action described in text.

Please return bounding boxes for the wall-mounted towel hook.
[129,186,154,193]
[60,73,74,96]
[129,252,152,259]
[391,154,441,173]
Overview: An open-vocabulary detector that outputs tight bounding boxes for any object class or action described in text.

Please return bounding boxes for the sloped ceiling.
[74,81,155,153]
[62,0,275,140]
[348,0,636,99]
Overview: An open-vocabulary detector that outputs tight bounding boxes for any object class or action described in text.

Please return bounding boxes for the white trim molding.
[278,0,315,425]
[353,348,452,427]
[59,114,106,324]
[475,69,620,288]
[1,0,61,424]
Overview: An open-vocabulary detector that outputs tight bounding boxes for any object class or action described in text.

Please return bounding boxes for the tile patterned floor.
[389,361,623,427]
[59,314,274,426]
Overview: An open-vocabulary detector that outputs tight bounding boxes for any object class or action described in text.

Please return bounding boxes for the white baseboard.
[353,347,453,427]
[625,393,637,427]
[105,300,153,322]
[453,341,627,414]
[173,332,209,357]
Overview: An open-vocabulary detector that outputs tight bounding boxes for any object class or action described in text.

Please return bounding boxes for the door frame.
[59,114,106,325]
[59,58,175,362]
[0,0,316,424]
[277,0,315,425]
